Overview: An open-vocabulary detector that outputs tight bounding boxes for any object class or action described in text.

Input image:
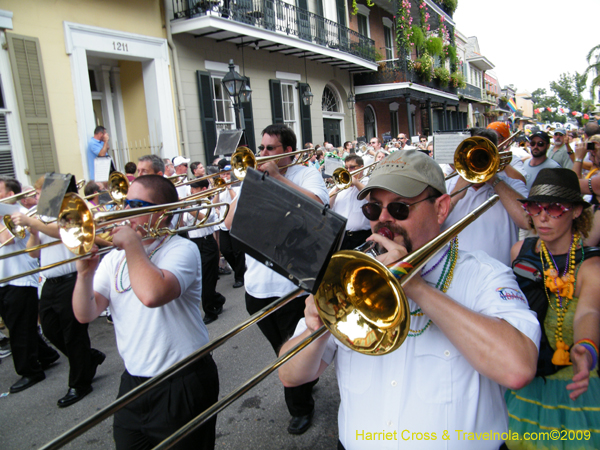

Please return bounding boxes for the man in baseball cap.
[548,128,574,169]
[279,149,540,450]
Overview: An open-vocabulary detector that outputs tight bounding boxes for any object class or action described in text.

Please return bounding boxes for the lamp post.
[222,59,252,143]
[347,92,356,140]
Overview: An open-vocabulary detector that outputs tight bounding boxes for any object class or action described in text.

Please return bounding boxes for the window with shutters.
[6,33,58,180]
[384,25,393,60]
[357,14,369,38]
[0,113,15,177]
[281,82,297,130]
[211,75,235,130]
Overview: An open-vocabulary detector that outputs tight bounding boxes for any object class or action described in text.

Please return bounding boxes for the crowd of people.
[0,120,599,449]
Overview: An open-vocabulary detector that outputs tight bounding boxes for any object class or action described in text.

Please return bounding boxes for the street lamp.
[346,93,355,110]
[302,53,313,106]
[222,59,252,138]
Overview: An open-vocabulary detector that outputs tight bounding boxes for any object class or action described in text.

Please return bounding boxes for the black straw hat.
[518,168,590,208]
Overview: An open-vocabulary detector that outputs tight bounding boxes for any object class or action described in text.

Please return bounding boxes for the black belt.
[45,272,77,284]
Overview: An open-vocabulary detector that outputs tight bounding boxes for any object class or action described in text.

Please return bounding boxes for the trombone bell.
[58,194,95,255]
[454,136,501,184]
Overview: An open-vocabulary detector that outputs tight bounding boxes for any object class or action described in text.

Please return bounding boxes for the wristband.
[589,178,596,196]
[575,339,598,370]
[575,158,584,163]
[491,177,503,189]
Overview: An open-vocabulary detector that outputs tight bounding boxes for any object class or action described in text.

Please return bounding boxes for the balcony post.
[426,98,433,134]
[455,104,461,129]
[443,101,448,131]
[404,93,413,138]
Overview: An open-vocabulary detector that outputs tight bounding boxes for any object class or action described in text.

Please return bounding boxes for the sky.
[453,0,599,97]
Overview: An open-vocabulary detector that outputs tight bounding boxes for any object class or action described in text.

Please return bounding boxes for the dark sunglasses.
[362,195,436,221]
[530,141,546,148]
[125,199,157,209]
[258,144,283,152]
[522,201,570,219]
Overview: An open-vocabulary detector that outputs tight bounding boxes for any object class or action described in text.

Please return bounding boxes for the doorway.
[323,118,341,147]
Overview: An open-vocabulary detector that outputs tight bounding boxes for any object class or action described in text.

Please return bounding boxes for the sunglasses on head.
[258,144,283,152]
[522,201,570,219]
[531,141,546,148]
[125,199,157,209]
[362,195,436,221]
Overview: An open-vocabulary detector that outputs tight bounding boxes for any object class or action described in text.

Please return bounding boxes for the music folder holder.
[37,173,78,219]
[230,168,347,294]
[94,156,116,182]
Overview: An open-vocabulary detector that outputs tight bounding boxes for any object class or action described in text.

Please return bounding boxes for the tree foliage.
[533,72,591,125]
[531,88,563,124]
[585,44,600,91]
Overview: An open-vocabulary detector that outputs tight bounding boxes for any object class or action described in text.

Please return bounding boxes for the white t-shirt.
[294,247,541,450]
[331,185,370,232]
[522,157,561,190]
[94,235,207,376]
[0,211,38,288]
[185,209,218,239]
[39,232,77,279]
[444,173,528,266]
[217,185,240,232]
[244,164,329,298]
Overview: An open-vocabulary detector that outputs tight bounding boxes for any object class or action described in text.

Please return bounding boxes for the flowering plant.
[396,0,413,55]
[450,70,466,88]
[415,52,434,82]
[434,67,451,86]
[419,0,430,34]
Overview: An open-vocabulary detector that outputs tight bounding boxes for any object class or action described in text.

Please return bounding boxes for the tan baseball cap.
[357,149,447,200]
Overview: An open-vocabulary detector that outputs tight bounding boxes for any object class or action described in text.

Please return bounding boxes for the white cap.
[173,156,190,167]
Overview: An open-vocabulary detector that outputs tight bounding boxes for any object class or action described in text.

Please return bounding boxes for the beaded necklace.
[409,237,459,337]
[114,235,172,293]
[539,232,581,366]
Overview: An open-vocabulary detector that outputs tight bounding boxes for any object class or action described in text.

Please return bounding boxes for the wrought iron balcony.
[353,60,458,96]
[172,0,376,62]
[458,83,482,100]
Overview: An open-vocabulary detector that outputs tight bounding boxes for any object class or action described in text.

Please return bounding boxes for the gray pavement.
[0,272,340,450]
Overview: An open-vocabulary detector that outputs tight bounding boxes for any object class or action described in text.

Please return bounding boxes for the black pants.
[219,230,245,282]
[245,292,317,417]
[191,235,224,315]
[39,274,97,389]
[0,285,56,377]
[340,229,371,250]
[113,355,219,450]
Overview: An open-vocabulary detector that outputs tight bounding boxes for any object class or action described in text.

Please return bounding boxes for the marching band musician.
[72,175,219,450]
[0,176,59,394]
[279,150,541,450]
[224,124,329,435]
[329,155,372,250]
[11,176,105,407]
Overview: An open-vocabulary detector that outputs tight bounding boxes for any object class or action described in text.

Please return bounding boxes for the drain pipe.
[164,0,190,160]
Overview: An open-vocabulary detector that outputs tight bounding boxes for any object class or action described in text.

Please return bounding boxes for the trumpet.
[230,147,315,180]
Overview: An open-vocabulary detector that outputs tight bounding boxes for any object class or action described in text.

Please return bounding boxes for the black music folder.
[231,168,346,294]
[37,173,78,219]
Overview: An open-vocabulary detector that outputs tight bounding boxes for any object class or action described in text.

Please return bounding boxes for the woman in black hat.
[505,168,600,449]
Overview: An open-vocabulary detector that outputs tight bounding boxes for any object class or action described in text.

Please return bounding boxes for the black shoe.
[215,293,226,307]
[218,267,232,275]
[90,350,106,380]
[233,280,244,288]
[106,314,113,324]
[203,314,218,325]
[10,373,46,393]
[57,386,93,408]
[40,352,60,370]
[287,411,314,435]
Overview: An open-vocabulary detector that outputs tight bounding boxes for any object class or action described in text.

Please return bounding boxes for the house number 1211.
[113,42,129,52]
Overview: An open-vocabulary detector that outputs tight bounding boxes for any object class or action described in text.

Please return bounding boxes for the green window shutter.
[196,71,218,163]
[6,33,58,180]
[298,83,312,145]
[240,76,255,151]
[269,79,284,124]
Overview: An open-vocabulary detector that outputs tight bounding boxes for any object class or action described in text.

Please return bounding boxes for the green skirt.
[505,371,600,450]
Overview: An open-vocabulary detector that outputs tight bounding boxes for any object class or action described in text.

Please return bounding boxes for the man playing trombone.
[225,124,329,435]
[279,150,541,450]
[71,175,219,450]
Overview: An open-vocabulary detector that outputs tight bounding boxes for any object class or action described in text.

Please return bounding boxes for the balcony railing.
[353,60,458,96]
[172,0,376,62]
[458,83,482,100]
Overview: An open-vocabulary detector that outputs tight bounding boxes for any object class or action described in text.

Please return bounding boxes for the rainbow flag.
[507,98,518,112]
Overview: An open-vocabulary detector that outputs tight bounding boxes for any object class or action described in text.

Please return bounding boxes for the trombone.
[444,135,514,184]
[0,194,229,285]
[39,194,500,450]
[231,146,315,180]
[328,161,378,197]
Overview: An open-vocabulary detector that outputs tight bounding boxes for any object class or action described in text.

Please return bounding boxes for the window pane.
[357,15,368,37]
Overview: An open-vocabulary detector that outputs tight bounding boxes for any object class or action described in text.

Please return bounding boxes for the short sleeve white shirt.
[443,174,528,266]
[217,185,240,231]
[293,248,541,450]
[244,164,328,298]
[94,235,208,377]
[331,185,370,232]
[0,211,38,287]
[39,232,77,279]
